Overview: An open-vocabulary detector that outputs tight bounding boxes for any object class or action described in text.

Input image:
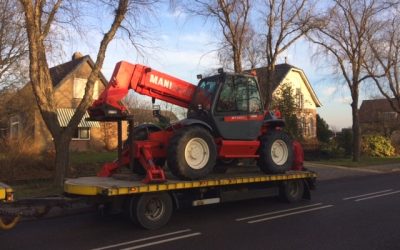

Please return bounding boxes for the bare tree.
[259,0,316,108]
[0,0,28,88]
[308,0,390,162]
[365,12,400,113]
[19,0,153,185]
[182,0,251,73]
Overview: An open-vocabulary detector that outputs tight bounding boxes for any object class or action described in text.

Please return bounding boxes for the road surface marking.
[343,189,393,200]
[91,229,192,250]
[355,190,400,202]
[235,203,323,221]
[120,232,202,250]
[247,205,334,224]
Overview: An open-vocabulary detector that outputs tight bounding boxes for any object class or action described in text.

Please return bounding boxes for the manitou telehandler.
[88,61,301,183]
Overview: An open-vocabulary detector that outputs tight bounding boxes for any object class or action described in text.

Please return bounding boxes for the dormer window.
[73,78,98,99]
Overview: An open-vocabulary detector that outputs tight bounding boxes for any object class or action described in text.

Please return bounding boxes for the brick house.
[254,64,322,146]
[359,98,400,150]
[7,52,127,151]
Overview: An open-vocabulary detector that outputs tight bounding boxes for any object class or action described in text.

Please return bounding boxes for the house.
[7,52,128,151]
[359,98,400,150]
[253,64,322,147]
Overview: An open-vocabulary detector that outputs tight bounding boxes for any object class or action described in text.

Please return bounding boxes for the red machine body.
[89,61,304,183]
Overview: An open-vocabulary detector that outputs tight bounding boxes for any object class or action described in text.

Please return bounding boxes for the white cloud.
[335,96,352,104]
[323,87,336,96]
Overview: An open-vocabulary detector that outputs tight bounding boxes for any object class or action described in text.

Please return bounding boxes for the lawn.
[70,151,117,165]
[310,156,400,167]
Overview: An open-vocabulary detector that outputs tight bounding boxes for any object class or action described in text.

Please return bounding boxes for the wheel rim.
[184,138,210,170]
[288,182,300,197]
[144,198,164,221]
[271,139,289,166]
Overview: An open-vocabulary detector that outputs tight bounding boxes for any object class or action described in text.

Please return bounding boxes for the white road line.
[120,232,202,250]
[235,203,323,221]
[355,190,400,202]
[91,229,192,250]
[248,205,334,224]
[343,189,393,200]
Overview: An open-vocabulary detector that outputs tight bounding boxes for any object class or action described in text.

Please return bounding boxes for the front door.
[212,74,264,140]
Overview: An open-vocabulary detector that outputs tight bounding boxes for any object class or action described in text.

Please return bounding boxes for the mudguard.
[171,118,213,132]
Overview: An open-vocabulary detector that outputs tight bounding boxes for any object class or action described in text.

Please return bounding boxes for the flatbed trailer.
[64,170,316,229]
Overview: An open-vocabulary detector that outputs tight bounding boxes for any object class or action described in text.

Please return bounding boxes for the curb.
[304,162,383,174]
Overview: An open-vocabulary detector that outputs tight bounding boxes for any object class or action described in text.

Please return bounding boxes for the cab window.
[216,75,261,113]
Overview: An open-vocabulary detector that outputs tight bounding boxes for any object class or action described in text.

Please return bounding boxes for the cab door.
[212,75,264,140]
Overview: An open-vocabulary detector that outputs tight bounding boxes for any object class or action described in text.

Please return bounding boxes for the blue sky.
[61,2,377,131]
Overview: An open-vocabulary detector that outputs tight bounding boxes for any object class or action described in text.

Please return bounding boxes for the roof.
[49,54,108,88]
[359,99,399,123]
[253,64,322,107]
[57,108,100,127]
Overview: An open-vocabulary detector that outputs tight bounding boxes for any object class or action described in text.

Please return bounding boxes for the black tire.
[129,192,173,230]
[279,180,304,203]
[257,131,293,174]
[124,124,165,175]
[167,126,217,180]
[213,159,238,174]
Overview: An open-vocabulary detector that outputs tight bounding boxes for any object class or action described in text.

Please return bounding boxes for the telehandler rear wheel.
[167,126,217,180]
[258,131,293,174]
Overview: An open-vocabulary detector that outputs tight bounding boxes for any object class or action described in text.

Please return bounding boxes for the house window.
[72,128,90,140]
[10,121,20,139]
[380,112,397,121]
[295,88,304,109]
[73,78,99,99]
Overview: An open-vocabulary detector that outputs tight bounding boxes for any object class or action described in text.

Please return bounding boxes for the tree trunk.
[351,99,360,162]
[233,47,242,73]
[54,135,71,186]
[264,64,276,109]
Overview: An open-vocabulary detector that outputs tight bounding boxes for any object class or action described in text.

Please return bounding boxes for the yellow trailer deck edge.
[64,171,316,196]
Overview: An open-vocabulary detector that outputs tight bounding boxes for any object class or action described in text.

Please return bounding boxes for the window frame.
[72,127,90,141]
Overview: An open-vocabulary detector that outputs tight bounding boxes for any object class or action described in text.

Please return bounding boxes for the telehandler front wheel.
[258,131,293,174]
[167,127,217,180]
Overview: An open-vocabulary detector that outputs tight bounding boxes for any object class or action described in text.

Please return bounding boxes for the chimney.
[72,51,83,60]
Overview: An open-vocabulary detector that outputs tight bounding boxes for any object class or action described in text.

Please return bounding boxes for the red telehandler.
[88,61,302,183]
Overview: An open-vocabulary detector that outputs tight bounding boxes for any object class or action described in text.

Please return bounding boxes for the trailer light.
[6,192,14,202]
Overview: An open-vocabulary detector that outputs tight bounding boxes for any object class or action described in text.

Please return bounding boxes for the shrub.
[362,135,395,157]
[0,137,54,183]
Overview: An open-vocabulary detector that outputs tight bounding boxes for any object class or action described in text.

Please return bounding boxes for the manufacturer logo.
[149,74,173,89]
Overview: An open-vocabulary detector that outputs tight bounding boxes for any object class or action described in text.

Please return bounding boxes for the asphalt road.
[1,166,399,250]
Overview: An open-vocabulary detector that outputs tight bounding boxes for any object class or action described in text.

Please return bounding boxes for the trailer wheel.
[168,127,217,179]
[279,180,304,203]
[257,131,293,174]
[129,192,173,230]
[124,124,165,175]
